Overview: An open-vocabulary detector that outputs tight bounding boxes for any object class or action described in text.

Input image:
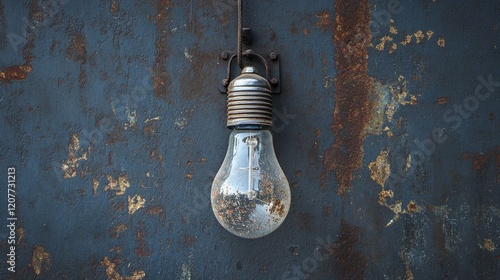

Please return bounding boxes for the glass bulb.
[211,129,291,238]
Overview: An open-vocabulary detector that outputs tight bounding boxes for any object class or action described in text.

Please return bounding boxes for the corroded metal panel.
[0,0,499,279]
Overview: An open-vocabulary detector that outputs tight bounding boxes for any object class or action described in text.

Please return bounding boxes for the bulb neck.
[232,124,269,130]
[226,66,273,129]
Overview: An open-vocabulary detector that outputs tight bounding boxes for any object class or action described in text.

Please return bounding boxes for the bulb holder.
[227,66,273,128]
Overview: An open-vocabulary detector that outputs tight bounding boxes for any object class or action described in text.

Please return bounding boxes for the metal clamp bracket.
[218,50,281,94]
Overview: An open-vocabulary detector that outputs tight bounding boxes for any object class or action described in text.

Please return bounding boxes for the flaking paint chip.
[104,174,130,195]
[437,37,445,47]
[414,30,424,43]
[128,195,146,214]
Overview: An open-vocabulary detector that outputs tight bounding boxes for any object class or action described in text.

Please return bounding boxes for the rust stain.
[0,65,33,81]
[109,223,128,238]
[30,245,51,276]
[110,0,120,14]
[65,32,87,88]
[471,146,500,181]
[128,195,146,214]
[61,134,88,179]
[437,96,449,104]
[149,148,164,163]
[17,227,25,243]
[269,199,286,217]
[333,220,367,280]
[152,0,173,102]
[147,205,165,216]
[135,229,152,257]
[314,11,331,32]
[104,174,130,195]
[321,0,373,197]
[101,256,145,279]
[182,234,197,247]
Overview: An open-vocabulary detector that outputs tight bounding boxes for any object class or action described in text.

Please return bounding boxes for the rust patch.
[109,223,128,238]
[471,146,500,182]
[269,199,286,217]
[473,153,487,171]
[30,245,51,276]
[134,229,152,257]
[110,0,120,14]
[152,0,173,102]
[65,32,87,88]
[437,96,448,104]
[149,148,164,163]
[101,256,145,279]
[321,0,373,198]
[314,11,331,32]
[147,205,165,216]
[333,220,367,280]
[182,234,197,247]
[0,65,33,81]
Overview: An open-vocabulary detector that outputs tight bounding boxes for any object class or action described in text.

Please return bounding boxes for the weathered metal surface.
[0,0,499,279]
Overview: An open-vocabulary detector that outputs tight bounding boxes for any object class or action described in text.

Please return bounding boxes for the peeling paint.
[101,256,145,280]
[93,178,99,195]
[369,150,390,187]
[30,245,50,276]
[104,174,130,195]
[437,37,445,47]
[369,150,420,227]
[124,108,137,130]
[482,238,496,252]
[61,134,88,179]
[128,195,146,214]
[184,47,193,62]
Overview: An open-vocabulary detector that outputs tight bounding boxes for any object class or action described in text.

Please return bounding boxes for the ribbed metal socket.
[227,66,273,128]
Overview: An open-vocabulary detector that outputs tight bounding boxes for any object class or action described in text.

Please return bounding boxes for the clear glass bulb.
[211,129,291,238]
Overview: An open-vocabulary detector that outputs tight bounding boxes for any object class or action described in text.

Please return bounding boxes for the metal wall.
[0,0,499,279]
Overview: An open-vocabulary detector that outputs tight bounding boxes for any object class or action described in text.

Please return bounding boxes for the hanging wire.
[237,0,244,69]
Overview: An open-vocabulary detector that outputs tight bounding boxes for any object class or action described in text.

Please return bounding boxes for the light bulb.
[211,129,290,238]
[211,65,290,238]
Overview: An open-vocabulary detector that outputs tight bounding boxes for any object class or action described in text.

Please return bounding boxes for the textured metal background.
[0,0,499,279]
